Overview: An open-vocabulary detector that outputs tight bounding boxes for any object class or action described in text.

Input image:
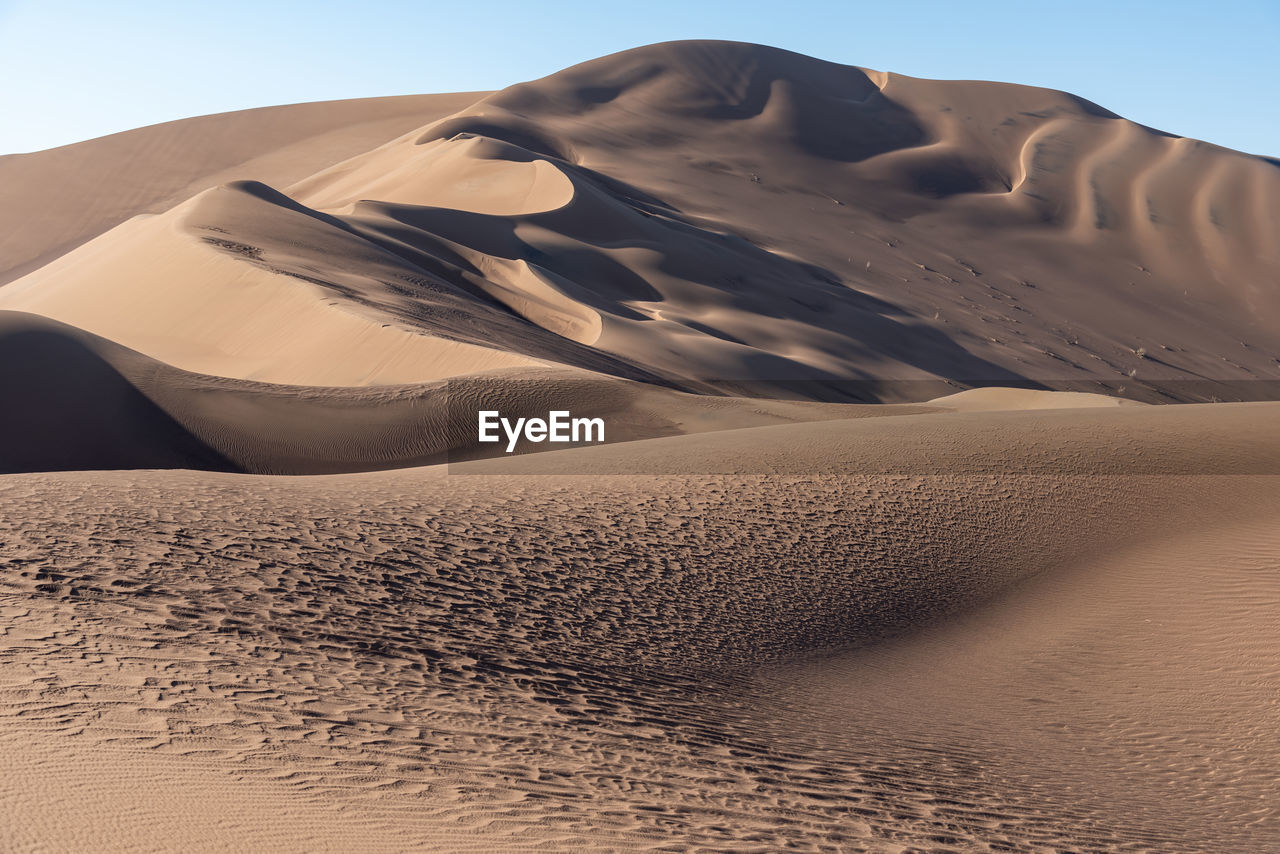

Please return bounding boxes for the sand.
[4,42,1279,399]
[1,38,1278,852]
[2,418,1278,850]
[0,92,487,286]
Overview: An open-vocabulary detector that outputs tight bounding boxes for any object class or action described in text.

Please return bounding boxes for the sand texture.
[1,39,1278,852]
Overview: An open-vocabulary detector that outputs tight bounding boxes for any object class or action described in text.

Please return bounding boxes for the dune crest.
[295,134,577,216]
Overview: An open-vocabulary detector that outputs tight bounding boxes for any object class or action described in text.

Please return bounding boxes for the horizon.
[0,0,1276,158]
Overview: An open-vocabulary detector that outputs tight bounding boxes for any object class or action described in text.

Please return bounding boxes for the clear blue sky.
[1,0,1276,156]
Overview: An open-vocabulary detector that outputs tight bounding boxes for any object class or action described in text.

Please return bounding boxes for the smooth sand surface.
[2,38,1279,852]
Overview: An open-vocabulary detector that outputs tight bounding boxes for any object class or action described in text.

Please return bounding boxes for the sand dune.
[4,41,1277,399]
[0,186,547,386]
[0,92,487,285]
[0,311,233,473]
[2,38,1279,853]
[0,310,890,475]
[924,386,1148,410]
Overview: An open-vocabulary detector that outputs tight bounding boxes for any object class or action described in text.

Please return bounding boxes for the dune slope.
[0,310,894,475]
[3,41,1277,399]
[0,92,487,285]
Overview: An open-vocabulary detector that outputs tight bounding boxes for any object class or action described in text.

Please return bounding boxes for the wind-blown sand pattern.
[1,39,1278,852]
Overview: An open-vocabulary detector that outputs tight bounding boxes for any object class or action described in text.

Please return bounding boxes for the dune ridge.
[0,310,902,475]
[0,92,489,285]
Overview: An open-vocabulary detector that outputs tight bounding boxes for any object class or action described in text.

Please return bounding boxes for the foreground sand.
[0,92,487,286]
[2,403,1278,851]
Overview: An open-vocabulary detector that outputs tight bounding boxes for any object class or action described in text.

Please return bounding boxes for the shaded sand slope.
[445,40,1279,390]
[0,92,487,284]
[0,312,233,473]
[0,311,888,475]
[4,42,1277,398]
[1,406,1277,850]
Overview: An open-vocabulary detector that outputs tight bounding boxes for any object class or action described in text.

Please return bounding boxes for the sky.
[0,0,1276,156]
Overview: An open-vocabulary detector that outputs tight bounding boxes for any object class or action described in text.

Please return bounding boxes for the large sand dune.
[1,38,1278,852]
[3,41,1278,400]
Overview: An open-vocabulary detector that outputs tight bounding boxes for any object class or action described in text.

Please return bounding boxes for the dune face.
[0,312,233,473]
[2,38,1279,853]
[0,310,885,475]
[3,41,1278,400]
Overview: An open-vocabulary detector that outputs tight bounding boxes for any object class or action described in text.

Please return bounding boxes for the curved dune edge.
[294,135,578,217]
[465,256,605,345]
[0,310,910,475]
[6,308,1279,478]
[0,199,544,387]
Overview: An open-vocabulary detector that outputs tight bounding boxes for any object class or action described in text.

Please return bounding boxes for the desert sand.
[1,40,1278,852]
